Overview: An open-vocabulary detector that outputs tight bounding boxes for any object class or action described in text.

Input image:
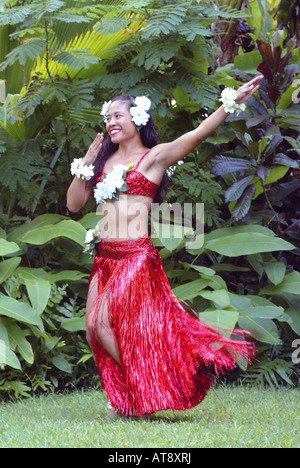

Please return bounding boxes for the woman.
[67,76,263,419]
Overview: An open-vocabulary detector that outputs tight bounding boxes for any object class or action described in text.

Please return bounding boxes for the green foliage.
[211,33,300,223]
[0,0,299,398]
[0,214,101,398]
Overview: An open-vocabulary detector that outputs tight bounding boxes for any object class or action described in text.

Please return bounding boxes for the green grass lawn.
[0,386,299,448]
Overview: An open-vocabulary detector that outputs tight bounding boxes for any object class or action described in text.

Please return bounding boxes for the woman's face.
[105,100,138,144]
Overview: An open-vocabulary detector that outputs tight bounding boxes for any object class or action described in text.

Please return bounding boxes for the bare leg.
[86,273,146,420]
[86,273,121,366]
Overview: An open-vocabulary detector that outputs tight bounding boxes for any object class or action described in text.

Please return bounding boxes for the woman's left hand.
[235,75,264,104]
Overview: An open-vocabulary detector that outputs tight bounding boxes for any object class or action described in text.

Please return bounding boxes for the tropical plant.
[0,213,102,398]
[210,34,300,224]
[0,0,299,397]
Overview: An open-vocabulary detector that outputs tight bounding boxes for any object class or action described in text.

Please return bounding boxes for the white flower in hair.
[134,96,151,111]
[101,100,112,123]
[130,106,150,127]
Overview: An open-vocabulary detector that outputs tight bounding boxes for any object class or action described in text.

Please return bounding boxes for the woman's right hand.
[84,132,104,165]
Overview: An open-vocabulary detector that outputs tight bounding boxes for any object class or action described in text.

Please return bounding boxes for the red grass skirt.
[88,236,255,416]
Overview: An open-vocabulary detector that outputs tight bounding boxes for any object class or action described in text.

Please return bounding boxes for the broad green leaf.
[188,264,216,276]
[152,221,192,252]
[199,309,239,334]
[204,225,276,242]
[0,316,8,338]
[205,233,295,257]
[233,49,262,73]
[0,319,21,369]
[7,214,65,243]
[212,264,250,272]
[263,262,286,285]
[0,338,21,369]
[198,289,230,308]
[247,294,282,308]
[238,316,281,345]
[253,166,289,199]
[0,257,21,284]
[18,271,51,314]
[19,219,86,246]
[50,356,72,374]
[62,317,86,332]
[239,306,284,320]
[172,278,211,300]
[260,271,300,295]
[5,320,34,364]
[228,293,252,311]
[202,274,227,291]
[77,212,102,230]
[280,294,300,335]
[0,238,20,256]
[17,267,89,283]
[0,296,42,326]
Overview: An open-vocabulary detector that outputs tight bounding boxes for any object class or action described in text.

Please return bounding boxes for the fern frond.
[131,38,180,70]
[52,49,100,70]
[243,358,295,388]
[141,4,187,39]
[0,39,45,70]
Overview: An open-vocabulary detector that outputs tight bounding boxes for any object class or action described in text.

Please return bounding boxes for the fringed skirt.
[88,236,255,416]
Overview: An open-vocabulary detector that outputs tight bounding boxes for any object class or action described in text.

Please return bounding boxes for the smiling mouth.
[110,129,121,136]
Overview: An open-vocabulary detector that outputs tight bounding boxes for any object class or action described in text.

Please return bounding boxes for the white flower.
[105,165,128,191]
[219,87,246,115]
[130,106,150,127]
[84,228,101,256]
[101,100,112,123]
[70,158,94,181]
[93,164,131,204]
[85,228,96,244]
[134,96,151,111]
[94,182,114,204]
[237,103,246,114]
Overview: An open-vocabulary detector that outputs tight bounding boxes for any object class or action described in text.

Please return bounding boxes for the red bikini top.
[96,151,160,199]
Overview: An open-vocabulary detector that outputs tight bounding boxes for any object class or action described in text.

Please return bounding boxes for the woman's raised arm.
[66,133,103,212]
[154,75,264,170]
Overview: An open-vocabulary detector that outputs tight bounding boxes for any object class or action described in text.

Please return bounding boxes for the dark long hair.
[88,95,171,203]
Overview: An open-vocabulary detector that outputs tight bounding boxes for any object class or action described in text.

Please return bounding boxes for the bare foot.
[105,410,124,419]
[131,414,148,422]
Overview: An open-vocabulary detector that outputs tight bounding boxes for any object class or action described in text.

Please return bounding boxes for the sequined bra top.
[96,151,160,199]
